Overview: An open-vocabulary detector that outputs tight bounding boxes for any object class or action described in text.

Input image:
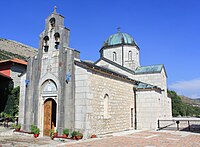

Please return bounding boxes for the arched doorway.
[43,98,57,136]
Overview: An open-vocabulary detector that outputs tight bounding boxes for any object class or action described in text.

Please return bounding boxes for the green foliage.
[4,86,20,116]
[168,90,200,117]
[49,129,54,138]
[12,124,21,129]
[30,125,40,134]
[63,128,69,135]
[71,130,78,137]
[76,131,83,137]
[0,49,26,61]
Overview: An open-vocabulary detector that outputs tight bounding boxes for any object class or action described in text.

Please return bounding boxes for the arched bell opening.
[54,33,60,49]
[43,36,49,52]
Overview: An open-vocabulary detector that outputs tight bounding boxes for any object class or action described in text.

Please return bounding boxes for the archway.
[43,98,57,136]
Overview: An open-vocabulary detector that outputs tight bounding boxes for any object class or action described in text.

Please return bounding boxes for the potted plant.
[63,128,69,138]
[50,129,54,140]
[30,125,40,138]
[71,130,78,140]
[54,129,58,137]
[14,124,21,131]
[91,134,97,138]
[76,131,83,140]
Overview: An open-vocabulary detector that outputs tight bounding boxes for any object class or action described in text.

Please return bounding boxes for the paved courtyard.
[65,130,200,147]
[0,127,200,147]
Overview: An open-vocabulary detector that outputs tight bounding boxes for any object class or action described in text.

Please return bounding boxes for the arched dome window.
[113,52,117,61]
[54,33,60,49]
[43,36,49,52]
[128,51,132,60]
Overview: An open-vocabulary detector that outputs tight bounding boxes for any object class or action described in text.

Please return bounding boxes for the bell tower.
[22,7,79,135]
[39,6,69,58]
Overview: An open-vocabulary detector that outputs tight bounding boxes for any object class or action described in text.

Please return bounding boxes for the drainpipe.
[133,87,137,130]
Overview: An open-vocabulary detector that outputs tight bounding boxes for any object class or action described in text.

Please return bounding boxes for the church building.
[19,8,172,137]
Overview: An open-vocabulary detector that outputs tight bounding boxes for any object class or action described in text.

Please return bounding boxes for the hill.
[168,90,200,117]
[0,38,37,61]
[180,95,200,107]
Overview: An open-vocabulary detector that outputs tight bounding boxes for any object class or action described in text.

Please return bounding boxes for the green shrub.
[30,125,40,134]
[71,130,78,137]
[63,128,69,135]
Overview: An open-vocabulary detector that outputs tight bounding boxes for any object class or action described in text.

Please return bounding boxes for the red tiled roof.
[0,58,27,65]
[0,72,12,79]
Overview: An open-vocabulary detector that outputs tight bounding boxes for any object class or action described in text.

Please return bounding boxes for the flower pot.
[91,134,97,138]
[71,136,76,140]
[15,128,21,132]
[34,134,39,138]
[63,134,68,138]
[54,132,58,137]
[75,136,82,140]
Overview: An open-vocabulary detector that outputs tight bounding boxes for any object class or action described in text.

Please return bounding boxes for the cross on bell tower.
[53,6,57,13]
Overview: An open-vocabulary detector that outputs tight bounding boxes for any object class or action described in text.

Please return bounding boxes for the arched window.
[128,51,132,60]
[104,94,109,118]
[113,52,117,61]
[43,36,49,52]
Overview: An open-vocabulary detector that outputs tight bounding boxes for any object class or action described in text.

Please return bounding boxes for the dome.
[102,30,138,48]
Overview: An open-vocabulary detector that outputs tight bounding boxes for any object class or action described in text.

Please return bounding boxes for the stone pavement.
[64,130,200,147]
[0,127,200,147]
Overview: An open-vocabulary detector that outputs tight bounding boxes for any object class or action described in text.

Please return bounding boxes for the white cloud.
[169,78,200,99]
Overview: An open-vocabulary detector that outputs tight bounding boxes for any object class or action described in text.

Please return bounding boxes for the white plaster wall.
[10,65,26,87]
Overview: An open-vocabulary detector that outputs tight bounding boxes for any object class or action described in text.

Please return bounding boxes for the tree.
[168,90,200,117]
[4,86,20,116]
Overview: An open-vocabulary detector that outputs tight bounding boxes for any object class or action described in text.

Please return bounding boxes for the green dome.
[103,31,137,48]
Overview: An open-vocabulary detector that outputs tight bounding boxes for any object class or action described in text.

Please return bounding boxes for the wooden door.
[44,99,52,136]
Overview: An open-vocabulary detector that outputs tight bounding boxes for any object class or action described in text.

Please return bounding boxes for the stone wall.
[96,60,172,118]
[75,65,135,137]
[74,65,90,135]
[134,69,172,118]
[136,90,161,129]
[18,73,26,128]
[87,69,134,136]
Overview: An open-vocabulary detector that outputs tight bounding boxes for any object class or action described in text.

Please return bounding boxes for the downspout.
[133,87,137,130]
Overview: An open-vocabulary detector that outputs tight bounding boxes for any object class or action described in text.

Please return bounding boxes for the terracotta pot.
[54,132,58,137]
[75,136,82,140]
[15,128,20,132]
[71,136,76,140]
[34,134,39,138]
[63,134,68,138]
[91,134,97,138]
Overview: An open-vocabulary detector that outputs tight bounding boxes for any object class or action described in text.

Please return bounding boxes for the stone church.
[19,8,172,137]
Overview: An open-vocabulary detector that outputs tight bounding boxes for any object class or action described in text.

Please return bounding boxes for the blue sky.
[1,0,200,98]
